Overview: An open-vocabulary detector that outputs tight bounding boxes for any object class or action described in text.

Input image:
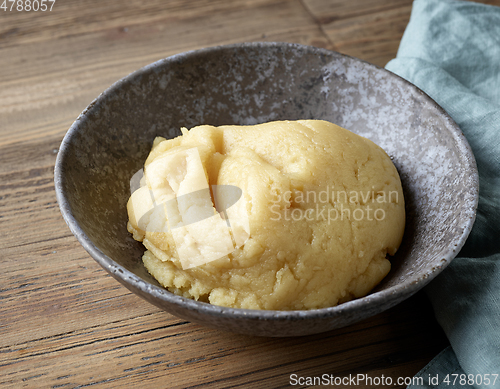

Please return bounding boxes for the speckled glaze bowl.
[54,42,478,337]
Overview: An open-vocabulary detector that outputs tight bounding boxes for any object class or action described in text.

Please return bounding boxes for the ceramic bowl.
[54,42,478,337]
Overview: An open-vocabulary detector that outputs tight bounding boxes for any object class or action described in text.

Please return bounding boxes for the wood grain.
[1,0,479,387]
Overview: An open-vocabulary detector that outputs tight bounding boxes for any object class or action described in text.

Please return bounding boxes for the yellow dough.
[127,120,405,310]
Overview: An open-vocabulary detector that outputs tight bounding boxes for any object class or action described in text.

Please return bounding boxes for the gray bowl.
[54,42,478,337]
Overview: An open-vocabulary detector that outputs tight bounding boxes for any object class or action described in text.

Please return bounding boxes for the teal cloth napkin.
[385,0,500,388]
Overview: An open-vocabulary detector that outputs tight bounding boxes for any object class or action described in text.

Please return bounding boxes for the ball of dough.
[127,120,405,310]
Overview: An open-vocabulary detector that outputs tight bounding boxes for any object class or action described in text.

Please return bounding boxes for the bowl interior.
[55,42,478,336]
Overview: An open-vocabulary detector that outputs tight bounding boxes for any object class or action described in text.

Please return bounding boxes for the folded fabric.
[385,0,500,388]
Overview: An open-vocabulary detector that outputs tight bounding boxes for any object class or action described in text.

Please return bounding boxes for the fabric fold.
[385,0,500,388]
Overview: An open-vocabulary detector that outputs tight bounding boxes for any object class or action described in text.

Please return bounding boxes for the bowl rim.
[54,41,479,322]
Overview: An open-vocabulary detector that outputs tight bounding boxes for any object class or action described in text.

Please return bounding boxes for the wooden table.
[1,0,496,387]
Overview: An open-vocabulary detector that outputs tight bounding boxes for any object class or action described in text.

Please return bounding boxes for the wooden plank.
[0,0,281,48]
[1,293,447,388]
[302,0,412,23]
[0,0,330,147]
[302,0,413,67]
[322,4,413,67]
